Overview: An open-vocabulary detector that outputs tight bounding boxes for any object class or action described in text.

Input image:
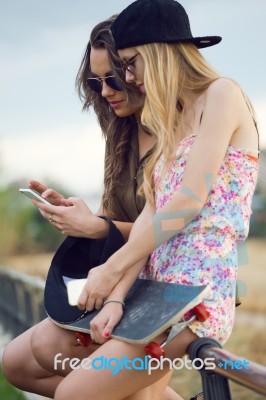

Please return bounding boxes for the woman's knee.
[31,319,57,354]
[2,341,20,383]
[1,326,35,385]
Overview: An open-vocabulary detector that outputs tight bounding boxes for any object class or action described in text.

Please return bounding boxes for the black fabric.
[111,0,222,50]
[44,218,125,323]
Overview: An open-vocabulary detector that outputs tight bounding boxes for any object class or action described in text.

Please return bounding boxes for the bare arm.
[104,79,242,273]
[96,201,135,241]
[89,257,148,343]
[78,79,243,310]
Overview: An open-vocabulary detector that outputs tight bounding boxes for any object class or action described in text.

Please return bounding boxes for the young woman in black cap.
[2,15,180,400]
[46,1,258,399]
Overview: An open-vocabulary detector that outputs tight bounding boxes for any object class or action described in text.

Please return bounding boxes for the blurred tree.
[249,150,266,236]
[0,180,68,258]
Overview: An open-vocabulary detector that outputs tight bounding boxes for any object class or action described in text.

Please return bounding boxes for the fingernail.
[104,331,110,338]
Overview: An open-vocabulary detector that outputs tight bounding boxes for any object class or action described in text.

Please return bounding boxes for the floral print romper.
[140,134,258,344]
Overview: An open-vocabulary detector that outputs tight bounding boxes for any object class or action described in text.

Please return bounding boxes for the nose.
[101,80,115,97]
[125,69,136,84]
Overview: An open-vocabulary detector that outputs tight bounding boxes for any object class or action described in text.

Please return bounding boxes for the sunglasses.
[86,75,123,93]
[122,52,140,74]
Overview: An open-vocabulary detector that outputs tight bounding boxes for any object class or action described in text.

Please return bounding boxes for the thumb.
[103,319,116,338]
[103,310,123,338]
[61,198,75,207]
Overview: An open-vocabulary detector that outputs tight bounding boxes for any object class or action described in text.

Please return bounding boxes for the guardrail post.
[188,338,232,400]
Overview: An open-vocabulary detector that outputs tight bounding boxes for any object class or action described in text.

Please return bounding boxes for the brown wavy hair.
[75,16,142,217]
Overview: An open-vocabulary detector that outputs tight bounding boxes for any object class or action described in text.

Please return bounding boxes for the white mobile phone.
[19,188,51,205]
[66,278,87,306]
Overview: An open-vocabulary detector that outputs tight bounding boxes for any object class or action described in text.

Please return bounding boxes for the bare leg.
[2,318,183,399]
[163,386,184,400]
[2,324,62,398]
[31,320,182,400]
[123,372,180,400]
[30,318,100,375]
[129,375,184,400]
[2,318,99,397]
[54,328,197,400]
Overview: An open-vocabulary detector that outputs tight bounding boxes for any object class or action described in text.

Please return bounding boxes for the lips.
[109,100,124,109]
[137,84,145,92]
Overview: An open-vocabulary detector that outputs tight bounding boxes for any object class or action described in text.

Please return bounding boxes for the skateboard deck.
[51,279,209,344]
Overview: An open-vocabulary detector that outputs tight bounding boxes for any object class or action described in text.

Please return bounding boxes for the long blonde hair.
[136,42,256,203]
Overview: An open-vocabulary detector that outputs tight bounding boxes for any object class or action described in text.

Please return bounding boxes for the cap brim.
[189,36,222,49]
[158,35,222,48]
[114,35,222,50]
[44,224,125,324]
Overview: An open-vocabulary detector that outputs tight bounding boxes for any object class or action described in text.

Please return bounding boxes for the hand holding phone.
[19,188,51,205]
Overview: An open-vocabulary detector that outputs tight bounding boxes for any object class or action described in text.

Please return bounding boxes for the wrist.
[107,245,132,276]
[103,299,125,308]
[87,215,110,239]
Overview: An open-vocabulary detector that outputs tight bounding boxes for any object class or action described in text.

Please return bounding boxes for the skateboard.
[50,278,210,359]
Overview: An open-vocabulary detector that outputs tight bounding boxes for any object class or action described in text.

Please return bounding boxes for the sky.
[1,0,266,208]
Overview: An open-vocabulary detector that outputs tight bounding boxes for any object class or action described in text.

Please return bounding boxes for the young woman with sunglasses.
[2,15,182,400]
[45,1,258,399]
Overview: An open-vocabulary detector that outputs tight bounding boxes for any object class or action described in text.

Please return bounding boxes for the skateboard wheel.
[145,341,165,359]
[193,303,210,322]
[74,332,91,347]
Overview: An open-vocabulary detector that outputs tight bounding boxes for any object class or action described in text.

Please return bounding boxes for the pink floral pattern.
[140,134,258,344]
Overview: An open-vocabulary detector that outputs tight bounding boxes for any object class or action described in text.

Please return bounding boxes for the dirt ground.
[1,238,266,399]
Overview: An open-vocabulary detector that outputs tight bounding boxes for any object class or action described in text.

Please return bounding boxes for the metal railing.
[188,337,266,399]
[0,266,46,337]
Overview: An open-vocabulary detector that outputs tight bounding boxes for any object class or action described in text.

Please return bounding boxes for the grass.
[0,369,25,400]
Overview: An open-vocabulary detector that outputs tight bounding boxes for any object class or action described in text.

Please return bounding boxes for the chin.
[115,106,140,118]
[114,109,131,118]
